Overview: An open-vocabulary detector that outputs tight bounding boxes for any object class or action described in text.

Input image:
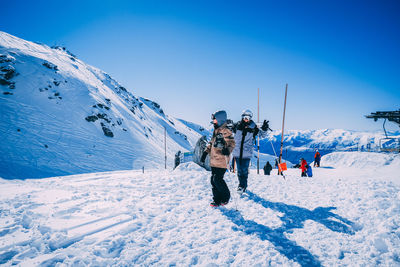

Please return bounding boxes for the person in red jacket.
[300,158,308,177]
[314,150,321,167]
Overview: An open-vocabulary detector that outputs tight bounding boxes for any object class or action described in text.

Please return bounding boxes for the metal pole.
[278,84,288,175]
[257,88,260,174]
[164,126,167,169]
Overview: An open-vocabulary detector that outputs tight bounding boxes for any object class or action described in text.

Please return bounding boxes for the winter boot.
[237,187,245,195]
[210,202,220,207]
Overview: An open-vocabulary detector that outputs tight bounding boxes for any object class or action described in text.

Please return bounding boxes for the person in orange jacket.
[314,150,321,167]
[300,158,308,177]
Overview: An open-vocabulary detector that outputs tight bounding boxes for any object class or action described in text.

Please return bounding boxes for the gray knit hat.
[211,110,227,126]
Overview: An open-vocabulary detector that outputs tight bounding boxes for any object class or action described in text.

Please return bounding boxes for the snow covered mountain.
[0,31,206,179]
[177,118,211,139]
[260,129,400,165]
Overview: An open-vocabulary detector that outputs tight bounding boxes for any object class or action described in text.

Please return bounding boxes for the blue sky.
[2,0,399,131]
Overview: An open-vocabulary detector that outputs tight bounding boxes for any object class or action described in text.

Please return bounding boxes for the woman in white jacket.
[232,109,270,193]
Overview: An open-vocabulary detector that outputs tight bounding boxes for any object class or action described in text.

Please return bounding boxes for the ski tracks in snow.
[0,172,143,265]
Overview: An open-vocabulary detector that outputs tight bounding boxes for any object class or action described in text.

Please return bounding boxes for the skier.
[263,161,272,175]
[300,158,308,177]
[231,109,270,194]
[200,110,235,207]
[174,150,181,169]
[314,150,321,167]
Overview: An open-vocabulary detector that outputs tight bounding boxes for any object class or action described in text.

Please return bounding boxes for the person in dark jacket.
[174,151,181,169]
[201,110,235,207]
[231,109,269,193]
[300,158,308,177]
[314,150,321,167]
[263,161,272,175]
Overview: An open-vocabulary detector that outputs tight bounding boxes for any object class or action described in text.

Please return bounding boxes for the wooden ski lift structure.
[365,109,400,152]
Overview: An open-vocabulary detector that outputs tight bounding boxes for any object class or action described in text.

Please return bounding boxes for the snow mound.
[390,156,400,168]
[322,152,399,169]
[175,162,205,172]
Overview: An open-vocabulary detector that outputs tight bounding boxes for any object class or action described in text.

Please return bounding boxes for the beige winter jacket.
[205,123,235,169]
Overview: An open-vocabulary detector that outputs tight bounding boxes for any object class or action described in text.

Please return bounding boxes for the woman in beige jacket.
[201,110,235,207]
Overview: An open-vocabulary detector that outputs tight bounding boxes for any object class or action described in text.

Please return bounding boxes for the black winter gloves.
[200,151,208,163]
[226,119,234,131]
[261,120,270,131]
[222,147,230,155]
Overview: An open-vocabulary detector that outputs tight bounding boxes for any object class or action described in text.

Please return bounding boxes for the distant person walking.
[231,109,270,194]
[300,158,308,177]
[314,150,321,167]
[201,110,235,207]
[174,151,181,169]
[263,161,272,175]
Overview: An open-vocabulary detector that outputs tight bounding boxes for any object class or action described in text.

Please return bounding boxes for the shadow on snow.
[220,191,356,267]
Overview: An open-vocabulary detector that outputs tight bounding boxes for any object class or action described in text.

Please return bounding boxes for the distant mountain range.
[260,129,399,164]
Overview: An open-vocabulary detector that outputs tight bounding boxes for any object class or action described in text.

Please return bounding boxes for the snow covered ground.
[0,152,399,266]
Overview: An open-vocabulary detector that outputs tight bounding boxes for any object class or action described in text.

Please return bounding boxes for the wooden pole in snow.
[278,84,288,175]
[257,88,260,174]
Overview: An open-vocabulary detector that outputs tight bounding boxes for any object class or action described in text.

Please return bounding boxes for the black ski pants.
[314,159,320,167]
[210,167,230,204]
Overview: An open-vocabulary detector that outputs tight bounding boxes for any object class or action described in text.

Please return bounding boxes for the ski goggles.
[242,115,251,121]
[211,113,217,124]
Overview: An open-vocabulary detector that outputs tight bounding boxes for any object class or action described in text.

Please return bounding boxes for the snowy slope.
[322,151,399,169]
[0,31,203,179]
[177,118,211,139]
[320,152,400,187]
[0,158,399,266]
